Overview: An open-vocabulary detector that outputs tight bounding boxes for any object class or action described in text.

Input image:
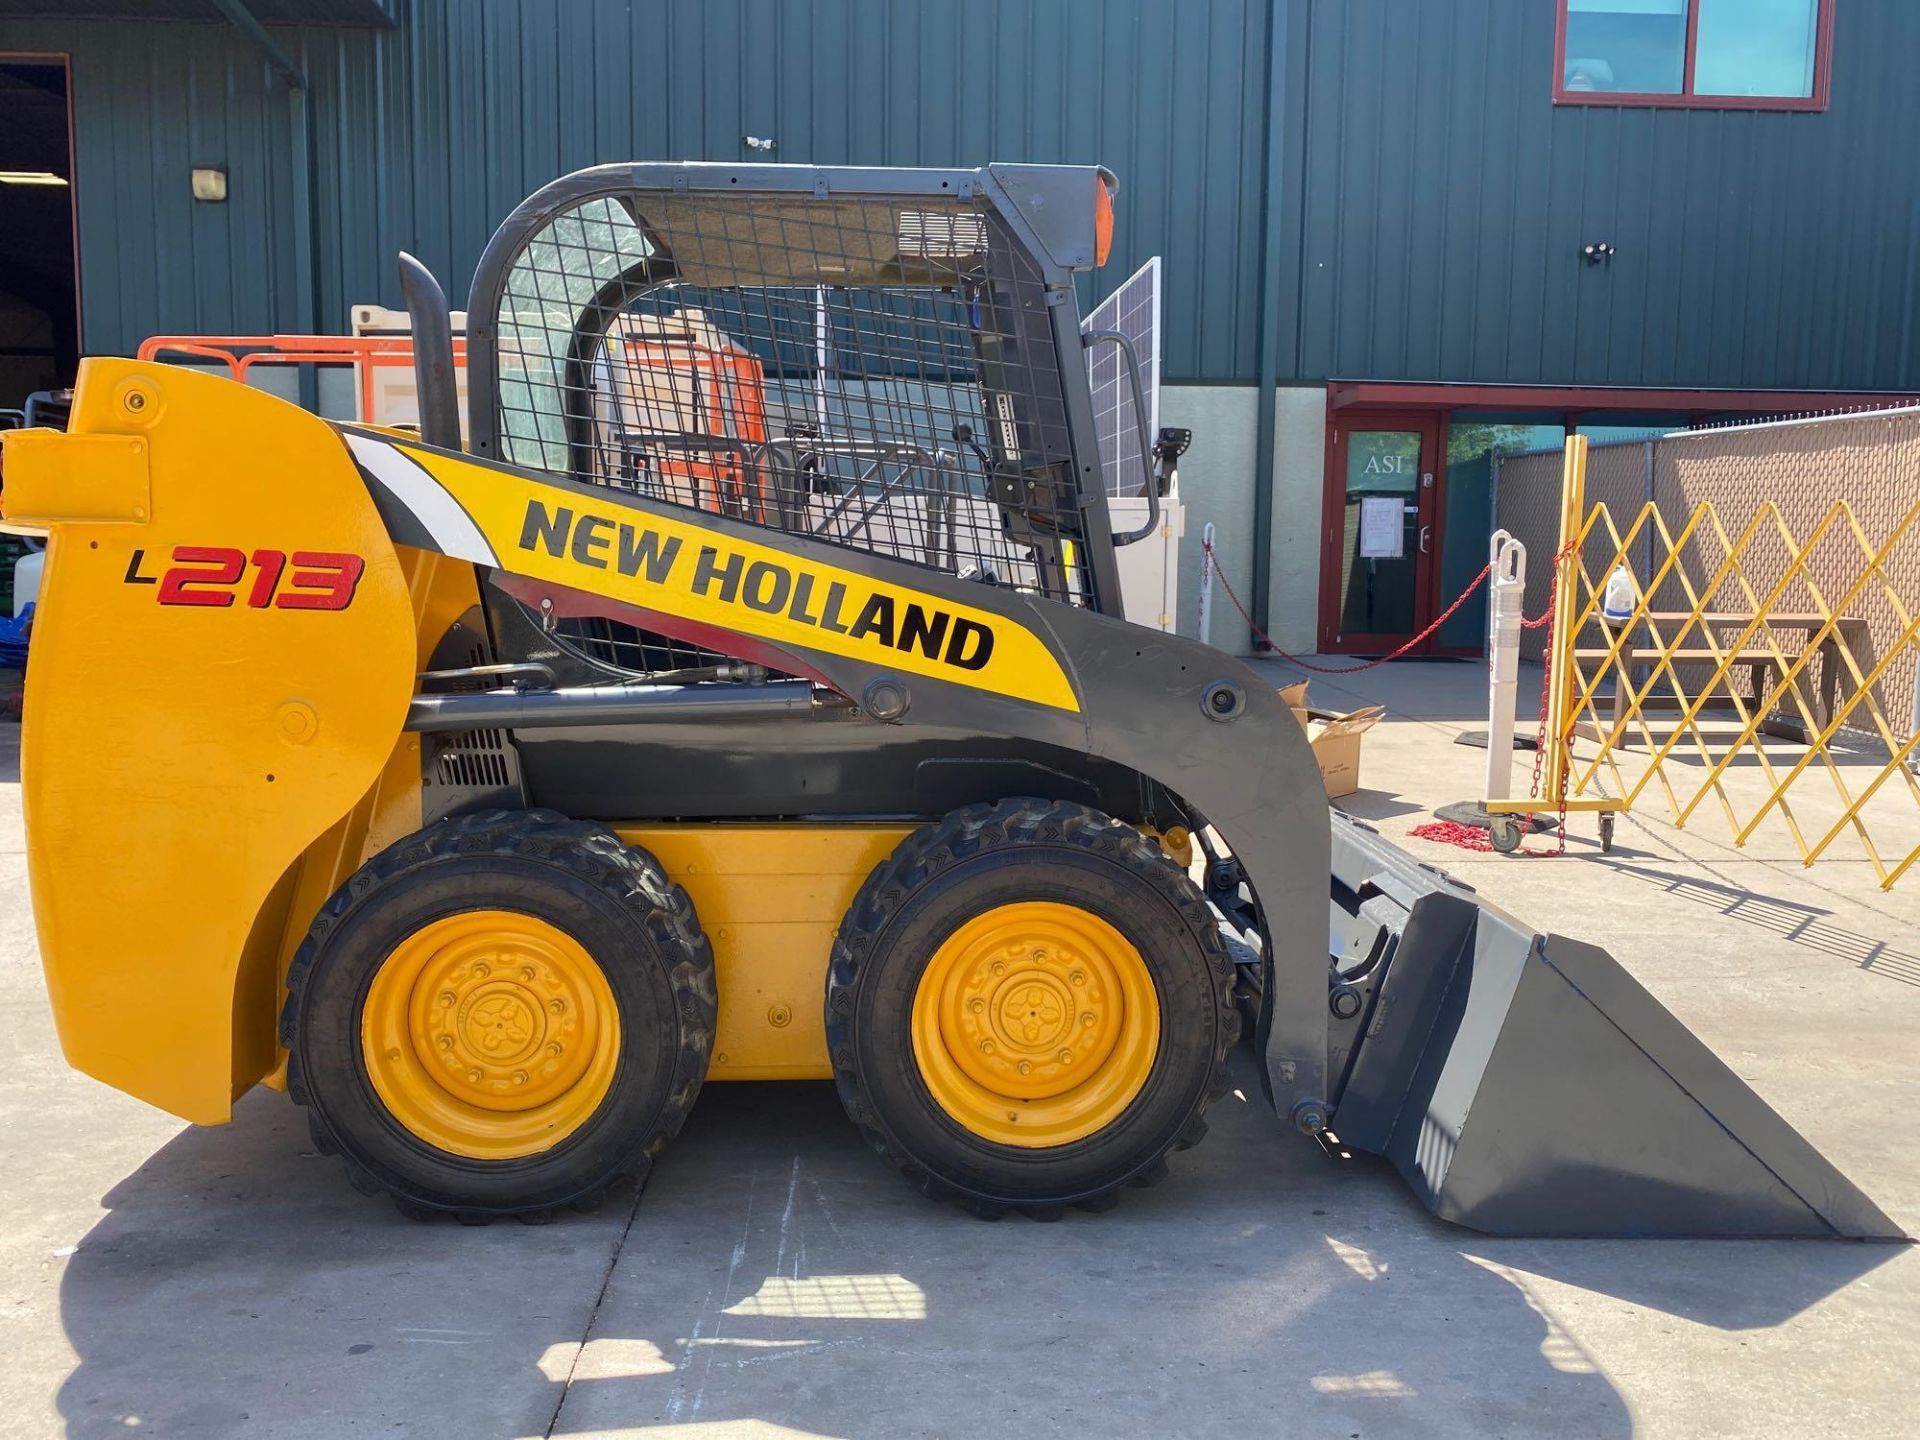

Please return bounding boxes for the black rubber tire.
[280,809,716,1221]
[826,798,1239,1217]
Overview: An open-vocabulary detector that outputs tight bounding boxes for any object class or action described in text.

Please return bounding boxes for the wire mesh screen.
[489,189,1097,655]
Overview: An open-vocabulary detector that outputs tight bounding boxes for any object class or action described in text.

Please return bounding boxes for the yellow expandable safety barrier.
[1511,435,1920,889]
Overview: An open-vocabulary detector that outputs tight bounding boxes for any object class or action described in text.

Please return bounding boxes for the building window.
[1555,0,1833,111]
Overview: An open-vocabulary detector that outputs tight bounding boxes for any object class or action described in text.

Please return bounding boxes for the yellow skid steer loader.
[0,163,1898,1236]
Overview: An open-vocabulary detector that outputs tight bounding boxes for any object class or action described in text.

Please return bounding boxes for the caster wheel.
[1487,816,1523,854]
[1599,812,1617,853]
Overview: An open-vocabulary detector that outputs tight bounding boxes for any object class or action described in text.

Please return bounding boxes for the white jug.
[1601,564,1636,625]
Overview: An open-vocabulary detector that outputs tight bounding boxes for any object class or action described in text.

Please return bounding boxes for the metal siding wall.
[0,18,305,353]
[1290,0,1920,390]
[1,0,1268,380]
[16,0,1919,390]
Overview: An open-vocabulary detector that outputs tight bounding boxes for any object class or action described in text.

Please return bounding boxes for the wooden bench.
[1571,624,1829,744]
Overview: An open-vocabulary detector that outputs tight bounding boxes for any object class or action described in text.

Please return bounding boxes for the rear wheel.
[826,799,1237,1216]
[281,810,715,1221]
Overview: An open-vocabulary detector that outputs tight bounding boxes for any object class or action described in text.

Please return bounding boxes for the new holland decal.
[391,442,1081,713]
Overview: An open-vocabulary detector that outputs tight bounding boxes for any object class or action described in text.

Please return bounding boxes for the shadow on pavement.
[54,1050,1900,1439]
[1596,857,1920,987]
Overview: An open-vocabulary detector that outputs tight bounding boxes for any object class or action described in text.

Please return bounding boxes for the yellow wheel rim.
[360,910,620,1160]
[910,901,1161,1149]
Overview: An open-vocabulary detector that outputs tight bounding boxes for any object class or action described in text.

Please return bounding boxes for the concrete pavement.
[1,687,1915,1439]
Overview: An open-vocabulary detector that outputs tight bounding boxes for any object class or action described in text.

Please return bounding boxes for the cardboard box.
[1276,682,1385,799]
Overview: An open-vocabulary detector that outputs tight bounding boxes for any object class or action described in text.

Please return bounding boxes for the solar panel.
[1083,256,1161,499]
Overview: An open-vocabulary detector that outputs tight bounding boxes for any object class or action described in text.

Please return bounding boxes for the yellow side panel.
[614,824,914,1081]
[1,360,418,1124]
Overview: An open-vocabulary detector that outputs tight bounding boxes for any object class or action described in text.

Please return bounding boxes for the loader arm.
[338,419,1339,1124]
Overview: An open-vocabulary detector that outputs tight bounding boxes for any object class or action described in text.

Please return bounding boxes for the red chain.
[1525,539,1581,854]
[1199,536,1492,675]
[1200,532,1583,851]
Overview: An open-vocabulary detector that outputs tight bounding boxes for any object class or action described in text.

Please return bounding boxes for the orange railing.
[135,333,468,430]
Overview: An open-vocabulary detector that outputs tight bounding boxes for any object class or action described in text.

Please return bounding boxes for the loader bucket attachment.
[1321,818,1901,1238]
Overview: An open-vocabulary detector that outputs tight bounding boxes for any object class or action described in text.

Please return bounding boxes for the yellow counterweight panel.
[614,823,914,1080]
[256,548,484,1093]
[0,360,419,1123]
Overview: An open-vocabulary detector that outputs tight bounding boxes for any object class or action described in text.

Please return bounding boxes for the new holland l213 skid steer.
[0,163,1898,1237]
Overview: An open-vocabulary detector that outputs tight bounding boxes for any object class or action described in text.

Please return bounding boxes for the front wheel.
[826,799,1238,1216]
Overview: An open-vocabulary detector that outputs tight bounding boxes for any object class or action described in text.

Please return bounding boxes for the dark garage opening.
[0,56,79,414]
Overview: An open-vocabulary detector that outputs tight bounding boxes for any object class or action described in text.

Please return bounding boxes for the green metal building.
[2,0,1912,652]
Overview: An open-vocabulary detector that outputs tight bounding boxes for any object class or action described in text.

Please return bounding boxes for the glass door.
[1319,412,1442,654]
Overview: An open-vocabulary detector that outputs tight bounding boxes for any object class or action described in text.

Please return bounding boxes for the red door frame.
[1317,409,1445,654]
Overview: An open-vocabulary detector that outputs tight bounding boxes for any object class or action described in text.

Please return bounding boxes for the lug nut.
[968,998,985,1014]
[466,1068,482,1083]
[991,961,1006,976]
[512,1071,528,1085]
[1058,1049,1073,1064]
[549,999,565,1015]
[547,1042,563,1056]
[1017,1060,1032,1075]
[438,992,456,1008]
[437,1036,454,1051]
[1070,970,1086,986]
[472,962,490,978]
[980,1039,995,1054]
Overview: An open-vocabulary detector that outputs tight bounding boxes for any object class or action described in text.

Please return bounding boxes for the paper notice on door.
[1359,495,1403,559]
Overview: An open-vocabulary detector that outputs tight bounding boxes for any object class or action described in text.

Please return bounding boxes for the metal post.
[1486,527,1511,656]
[1641,438,1656,584]
[1485,538,1527,803]
[1248,0,1301,649]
